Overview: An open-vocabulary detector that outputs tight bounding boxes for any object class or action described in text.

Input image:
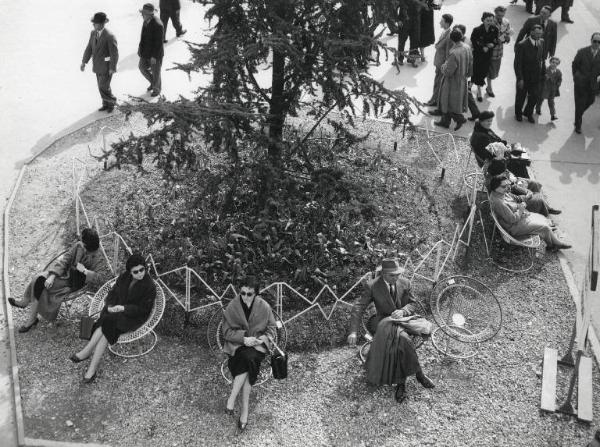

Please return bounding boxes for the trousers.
[515,80,540,117]
[96,73,116,107]
[574,84,596,129]
[159,8,183,38]
[139,57,162,94]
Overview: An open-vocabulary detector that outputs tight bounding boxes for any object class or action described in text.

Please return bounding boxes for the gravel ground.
[8,113,600,446]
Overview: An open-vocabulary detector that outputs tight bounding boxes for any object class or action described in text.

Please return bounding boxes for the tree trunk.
[268,48,285,167]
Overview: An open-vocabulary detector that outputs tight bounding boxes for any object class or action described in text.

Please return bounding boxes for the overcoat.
[438,41,472,115]
[541,67,562,99]
[94,271,156,344]
[159,0,181,10]
[515,15,557,60]
[222,296,276,356]
[470,23,499,85]
[433,28,452,68]
[21,242,105,320]
[138,16,164,60]
[572,46,600,94]
[82,28,118,74]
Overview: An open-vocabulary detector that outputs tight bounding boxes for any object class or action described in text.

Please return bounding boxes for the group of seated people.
[469,110,572,251]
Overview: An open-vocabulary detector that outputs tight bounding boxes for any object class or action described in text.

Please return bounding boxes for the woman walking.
[470,12,499,101]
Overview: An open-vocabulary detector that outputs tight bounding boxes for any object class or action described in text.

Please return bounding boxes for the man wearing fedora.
[348,258,435,403]
[81,12,119,112]
[138,3,164,97]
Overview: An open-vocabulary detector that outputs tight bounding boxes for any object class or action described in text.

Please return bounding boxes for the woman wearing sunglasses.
[222,276,277,431]
[70,253,156,383]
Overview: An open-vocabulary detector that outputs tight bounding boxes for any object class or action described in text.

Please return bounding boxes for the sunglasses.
[593,40,600,44]
[240,291,255,296]
[131,267,145,275]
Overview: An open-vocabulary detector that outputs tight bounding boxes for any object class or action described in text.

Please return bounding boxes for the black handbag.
[79,310,101,340]
[269,339,288,380]
[68,267,87,291]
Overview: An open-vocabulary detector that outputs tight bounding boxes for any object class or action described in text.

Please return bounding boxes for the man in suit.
[347,258,434,403]
[138,3,165,97]
[572,33,600,134]
[425,13,454,107]
[81,12,119,112]
[515,6,557,60]
[514,25,545,122]
[159,0,186,43]
[553,0,574,23]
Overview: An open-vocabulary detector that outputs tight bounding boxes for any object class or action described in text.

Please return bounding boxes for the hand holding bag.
[79,309,101,340]
[390,314,433,335]
[268,337,288,380]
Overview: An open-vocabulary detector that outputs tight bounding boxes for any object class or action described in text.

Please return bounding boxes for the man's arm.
[108,32,119,72]
[81,33,93,65]
[514,42,523,80]
[515,18,531,45]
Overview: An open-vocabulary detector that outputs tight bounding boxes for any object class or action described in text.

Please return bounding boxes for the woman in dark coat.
[9,228,105,332]
[70,253,155,383]
[419,0,436,60]
[470,12,499,101]
[223,276,276,431]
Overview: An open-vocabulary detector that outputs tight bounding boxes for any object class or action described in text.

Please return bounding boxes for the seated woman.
[70,253,155,383]
[9,228,105,333]
[223,276,276,431]
[347,258,434,404]
[470,111,530,177]
[489,176,571,251]
[485,153,561,216]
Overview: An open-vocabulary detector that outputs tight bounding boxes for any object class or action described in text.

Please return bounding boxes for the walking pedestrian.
[486,6,513,98]
[397,0,425,66]
[572,33,600,134]
[470,12,499,102]
[80,12,119,113]
[434,29,471,131]
[552,0,574,23]
[536,56,562,120]
[425,13,454,107]
[515,6,557,61]
[159,0,186,42]
[453,24,481,121]
[514,25,545,123]
[138,3,164,97]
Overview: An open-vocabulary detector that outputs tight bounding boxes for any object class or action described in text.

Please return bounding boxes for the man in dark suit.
[553,0,574,23]
[347,258,434,403]
[514,25,545,122]
[138,3,164,97]
[81,12,119,112]
[572,33,600,134]
[159,0,186,43]
[515,6,557,60]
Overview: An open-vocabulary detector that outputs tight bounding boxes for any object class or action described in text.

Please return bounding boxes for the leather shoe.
[151,91,160,97]
[395,383,407,403]
[98,105,109,112]
[70,354,86,363]
[561,18,574,23]
[547,208,562,215]
[486,90,495,98]
[177,29,187,37]
[428,109,442,116]
[574,127,582,134]
[8,298,27,309]
[147,85,153,92]
[454,117,467,131]
[237,418,247,431]
[416,372,435,389]
[82,371,98,384]
[434,120,450,129]
[515,115,523,122]
[225,408,234,416]
[526,115,535,123]
[555,243,572,250]
[18,318,39,333]
[551,115,558,121]
[163,39,168,43]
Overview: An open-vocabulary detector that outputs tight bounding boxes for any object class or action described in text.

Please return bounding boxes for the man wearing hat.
[138,3,165,97]
[348,258,435,403]
[81,12,119,112]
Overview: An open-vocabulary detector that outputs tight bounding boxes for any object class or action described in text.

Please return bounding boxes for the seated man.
[347,258,434,403]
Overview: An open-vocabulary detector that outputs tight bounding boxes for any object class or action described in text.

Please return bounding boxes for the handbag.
[79,310,101,340]
[268,337,288,380]
[68,267,87,291]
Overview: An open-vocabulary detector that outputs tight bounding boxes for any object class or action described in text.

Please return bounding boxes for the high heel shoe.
[225,408,234,416]
[18,318,38,333]
[8,298,27,309]
[237,418,248,431]
[82,371,97,384]
[69,354,87,363]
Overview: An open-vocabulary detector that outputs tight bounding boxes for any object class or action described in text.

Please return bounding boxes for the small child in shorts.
[536,56,562,121]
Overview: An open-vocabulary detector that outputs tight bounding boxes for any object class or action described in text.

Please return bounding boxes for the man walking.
[553,0,574,24]
[138,3,164,97]
[425,13,454,107]
[81,12,119,112]
[572,33,600,134]
[514,25,545,123]
[515,6,557,61]
[159,0,186,42]
[434,29,471,131]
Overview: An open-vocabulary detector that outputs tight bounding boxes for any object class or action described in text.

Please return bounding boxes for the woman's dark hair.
[490,175,508,192]
[239,275,260,295]
[442,13,453,26]
[450,29,463,43]
[126,253,146,273]
[453,24,466,36]
[481,12,494,22]
[81,228,100,251]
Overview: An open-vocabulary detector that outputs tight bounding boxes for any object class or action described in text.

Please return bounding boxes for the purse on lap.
[391,315,433,335]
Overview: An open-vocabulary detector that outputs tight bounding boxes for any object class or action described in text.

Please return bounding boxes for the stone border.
[2,114,117,447]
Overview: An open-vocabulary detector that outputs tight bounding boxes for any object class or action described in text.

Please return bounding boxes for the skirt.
[228,346,266,386]
[488,57,502,80]
[366,317,420,385]
[93,311,146,345]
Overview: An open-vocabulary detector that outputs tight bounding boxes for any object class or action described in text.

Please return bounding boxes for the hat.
[478,110,495,121]
[140,3,156,13]
[380,258,404,275]
[91,12,109,24]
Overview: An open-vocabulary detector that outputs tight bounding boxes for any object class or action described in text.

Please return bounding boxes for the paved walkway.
[1,0,599,444]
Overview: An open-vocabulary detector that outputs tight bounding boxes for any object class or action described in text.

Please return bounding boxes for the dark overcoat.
[138,16,164,60]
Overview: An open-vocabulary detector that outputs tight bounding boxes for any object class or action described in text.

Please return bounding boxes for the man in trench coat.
[572,33,600,134]
[81,12,119,112]
[434,29,472,131]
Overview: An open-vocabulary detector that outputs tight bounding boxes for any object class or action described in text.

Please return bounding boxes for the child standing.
[536,56,562,121]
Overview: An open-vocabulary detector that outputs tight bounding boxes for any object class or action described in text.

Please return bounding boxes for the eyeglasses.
[593,40,600,44]
[131,267,145,275]
[240,291,255,296]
